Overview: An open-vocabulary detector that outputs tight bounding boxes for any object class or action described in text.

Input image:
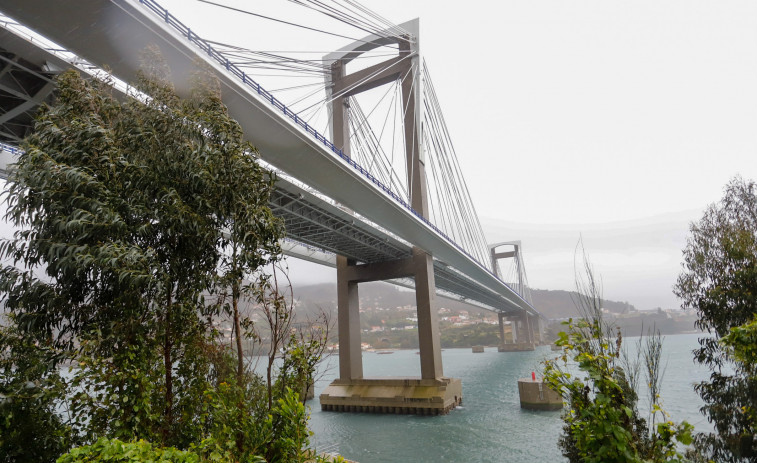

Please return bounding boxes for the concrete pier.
[320,377,462,415]
[496,311,540,352]
[322,25,463,415]
[517,378,562,410]
[472,345,484,353]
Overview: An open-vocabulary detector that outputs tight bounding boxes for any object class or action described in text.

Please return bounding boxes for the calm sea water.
[307,333,711,463]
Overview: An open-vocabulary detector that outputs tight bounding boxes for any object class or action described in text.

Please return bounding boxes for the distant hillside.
[292,281,485,319]
[290,281,697,342]
[291,281,636,320]
[531,289,636,319]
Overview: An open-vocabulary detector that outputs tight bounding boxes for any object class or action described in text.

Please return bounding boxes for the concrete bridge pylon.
[318,19,461,415]
[490,241,541,351]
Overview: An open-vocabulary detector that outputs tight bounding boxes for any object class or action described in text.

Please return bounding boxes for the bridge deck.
[0,0,538,316]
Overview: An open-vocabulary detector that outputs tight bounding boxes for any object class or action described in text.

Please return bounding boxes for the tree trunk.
[233,279,244,380]
[163,290,173,441]
[267,349,274,410]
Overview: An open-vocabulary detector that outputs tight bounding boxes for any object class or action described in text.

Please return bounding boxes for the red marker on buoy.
[531,371,536,381]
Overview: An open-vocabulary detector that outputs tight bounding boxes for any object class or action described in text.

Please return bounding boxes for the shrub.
[56,438,200,463]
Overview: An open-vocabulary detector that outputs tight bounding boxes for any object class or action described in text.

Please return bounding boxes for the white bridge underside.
[0,0,538,317]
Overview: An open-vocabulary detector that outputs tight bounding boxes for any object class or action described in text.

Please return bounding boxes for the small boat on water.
[376,351,394,355]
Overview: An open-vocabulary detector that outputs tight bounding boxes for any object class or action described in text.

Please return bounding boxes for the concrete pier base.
[517,378,562,410]
[471,345,484,353]
[320,377,462,415]
[498,343,535,352]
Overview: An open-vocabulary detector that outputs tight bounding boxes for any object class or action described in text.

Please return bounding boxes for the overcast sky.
[188,0,753,310]
[8,0,757,310]
[418,0,757,309]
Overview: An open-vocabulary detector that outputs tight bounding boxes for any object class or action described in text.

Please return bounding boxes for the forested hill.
[0,280,638,321]
[531,289,636,318]
[291,281,636,319]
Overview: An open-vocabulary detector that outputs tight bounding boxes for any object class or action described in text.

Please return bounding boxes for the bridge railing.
[125,1,535,309]
[0,143,21,155]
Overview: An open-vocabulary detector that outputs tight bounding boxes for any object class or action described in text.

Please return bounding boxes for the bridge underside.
[271,179,526,314]
[0,29,59,144]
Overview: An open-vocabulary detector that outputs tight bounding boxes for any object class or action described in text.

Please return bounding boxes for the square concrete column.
[413,247,443,379]
[330,60,350,156]
[337,255,362,380]
[498,312,506,344]
[523,313,533,344]
[509,316,520,343]
[531,315,541,344]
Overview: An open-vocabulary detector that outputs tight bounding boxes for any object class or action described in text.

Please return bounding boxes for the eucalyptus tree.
[0,60,283,450]
[675,176,757,462]
[195,72,284,380]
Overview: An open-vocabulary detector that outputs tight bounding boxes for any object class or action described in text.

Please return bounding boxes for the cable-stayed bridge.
[0,0,544,414]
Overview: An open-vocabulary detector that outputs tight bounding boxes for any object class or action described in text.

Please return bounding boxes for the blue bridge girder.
[0,0,541,318]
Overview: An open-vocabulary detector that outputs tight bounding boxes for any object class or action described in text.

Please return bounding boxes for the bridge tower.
[319,19,461,415]
[490,241,541,351]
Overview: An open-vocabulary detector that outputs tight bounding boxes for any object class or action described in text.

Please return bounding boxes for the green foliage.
[543,250,691,462]
[194,382,316,463]
[0,59,329,462]
[361,328,418,350]
[722,316,757,372]
[266,388,312,463]
[56,438,201,463]
[439,323,501,348]
[675,177,757,461]
[0,317,74,462]
[315,456,348,463]
[70,334,163,444]
[0,64,240,446]
[545,320,692,462]
[712,317,757,459]
[193,378,269,462]
[276,312,329,404]
[253,268,297,411]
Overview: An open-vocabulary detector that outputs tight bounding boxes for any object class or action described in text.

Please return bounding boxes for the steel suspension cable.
[196,0,399,47]
[421,61,490,264]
